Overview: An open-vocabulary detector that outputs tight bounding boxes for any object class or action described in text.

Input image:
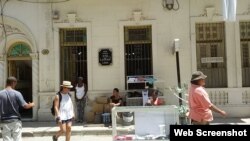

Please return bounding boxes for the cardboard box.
[92,102,104,113]
[96,96,109,104]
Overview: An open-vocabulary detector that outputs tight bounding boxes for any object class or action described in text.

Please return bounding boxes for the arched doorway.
[7,42,33,118]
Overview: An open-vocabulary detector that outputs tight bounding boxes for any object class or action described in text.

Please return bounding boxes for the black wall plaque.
[99,48,112,65]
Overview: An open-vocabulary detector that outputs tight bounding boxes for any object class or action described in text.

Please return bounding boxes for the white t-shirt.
[59,93,74,120]
[75,85,85,99]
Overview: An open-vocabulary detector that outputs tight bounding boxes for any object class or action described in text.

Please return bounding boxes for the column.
[0,54,5,89]
[30,53,39,120]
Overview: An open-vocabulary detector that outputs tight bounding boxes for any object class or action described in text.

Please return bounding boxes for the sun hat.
[60,81,73,88]
[191,71,207,81]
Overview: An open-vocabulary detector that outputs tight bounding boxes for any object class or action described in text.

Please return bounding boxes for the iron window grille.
[196,22,227,88]
[124,26,153,89]
[240,22,250,87]
[59,28,88,87]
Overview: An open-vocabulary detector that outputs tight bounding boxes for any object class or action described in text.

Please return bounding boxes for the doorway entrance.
[8,60,33,118]
[7,42,33,118]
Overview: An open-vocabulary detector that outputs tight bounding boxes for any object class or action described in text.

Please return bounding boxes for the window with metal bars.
[211,45,218,68]
[240,22,250,87]
[195,22,227,88]
[124,26,153,89]
[60,28,88,87]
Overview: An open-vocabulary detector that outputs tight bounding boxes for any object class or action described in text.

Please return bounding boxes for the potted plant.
[169,84,190,124]
[178,105,189,125]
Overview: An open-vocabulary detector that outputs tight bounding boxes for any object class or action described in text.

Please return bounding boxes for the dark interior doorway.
[8,60,33,118]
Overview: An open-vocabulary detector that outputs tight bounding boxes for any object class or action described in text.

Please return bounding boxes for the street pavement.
[19,117,247,137]
[0,135,113,141]
[0,117,250,140]
[211,117,250,125]
[20,122,116,137]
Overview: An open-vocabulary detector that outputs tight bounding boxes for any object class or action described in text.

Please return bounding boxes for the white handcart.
[111,105,179,141]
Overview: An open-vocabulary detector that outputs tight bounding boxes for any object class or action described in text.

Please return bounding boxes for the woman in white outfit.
[52,81,74,141]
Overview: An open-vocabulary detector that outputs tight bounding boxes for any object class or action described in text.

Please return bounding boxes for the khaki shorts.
[191,119,209,125]
[1,120,22,141]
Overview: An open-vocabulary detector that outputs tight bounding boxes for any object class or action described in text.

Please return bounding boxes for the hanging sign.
[99,48,112,65]
[201,57,224,63]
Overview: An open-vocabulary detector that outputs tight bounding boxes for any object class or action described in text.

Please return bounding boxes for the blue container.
[102,113,111,126]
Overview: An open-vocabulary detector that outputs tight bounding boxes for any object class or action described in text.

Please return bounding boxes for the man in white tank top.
[75,77,87,123]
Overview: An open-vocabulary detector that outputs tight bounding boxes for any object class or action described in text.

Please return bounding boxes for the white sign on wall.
[201,57,224,63]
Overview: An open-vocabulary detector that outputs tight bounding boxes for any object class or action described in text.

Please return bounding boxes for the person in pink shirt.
[146,89,165,106]
[188,71,226,125]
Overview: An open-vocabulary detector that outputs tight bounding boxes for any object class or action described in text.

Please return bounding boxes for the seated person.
[108,88,123,122]
[146,89,164,106]
[109,88,123,107]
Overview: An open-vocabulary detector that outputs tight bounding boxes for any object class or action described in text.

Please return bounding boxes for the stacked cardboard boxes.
[86,96,110,123]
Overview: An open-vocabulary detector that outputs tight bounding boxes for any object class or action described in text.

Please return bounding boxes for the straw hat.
[191,71,207,81]
[60,81,73,88]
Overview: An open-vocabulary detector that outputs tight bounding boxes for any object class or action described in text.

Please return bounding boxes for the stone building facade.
[0,0,249,121]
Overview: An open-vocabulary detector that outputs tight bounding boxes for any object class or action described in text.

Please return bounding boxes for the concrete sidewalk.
[211,117,250,125]
[1,117,250,137]
[20,122,121,137]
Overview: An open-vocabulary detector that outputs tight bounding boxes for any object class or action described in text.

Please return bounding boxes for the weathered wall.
[0,0,249,120]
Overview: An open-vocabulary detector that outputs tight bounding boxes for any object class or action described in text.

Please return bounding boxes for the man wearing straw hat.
[188,71,227,125]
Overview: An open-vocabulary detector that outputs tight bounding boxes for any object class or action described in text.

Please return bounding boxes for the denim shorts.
[61,118,73,124]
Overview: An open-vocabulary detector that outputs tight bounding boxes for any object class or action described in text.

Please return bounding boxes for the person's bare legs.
[65,121,72,141]
[54,122,66,140]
